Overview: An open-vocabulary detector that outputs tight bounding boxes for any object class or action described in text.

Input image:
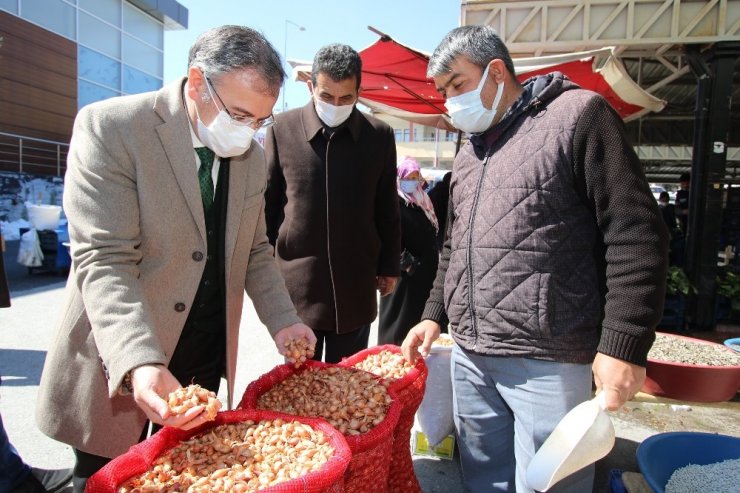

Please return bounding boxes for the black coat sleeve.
[374,125,402,277]
[421,185,453,327]
[572,95,669,366]
[263,126,286,247]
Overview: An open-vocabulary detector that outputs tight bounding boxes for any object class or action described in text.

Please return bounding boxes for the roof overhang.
[126,0,188,30]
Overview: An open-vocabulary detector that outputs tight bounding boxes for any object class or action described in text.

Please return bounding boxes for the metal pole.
[282,20,305,112]
[434,127,439,168]
[19,138,23,174]
[282,20,288,112]
[684,42,740,330]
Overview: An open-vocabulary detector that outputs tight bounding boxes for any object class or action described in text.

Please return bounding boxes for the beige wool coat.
[35,78,301,458]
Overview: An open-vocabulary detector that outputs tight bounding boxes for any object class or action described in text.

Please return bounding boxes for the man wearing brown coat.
[264,44,401,363]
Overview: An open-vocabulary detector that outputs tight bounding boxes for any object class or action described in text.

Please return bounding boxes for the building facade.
[0,0,187,221]
[373,113,458,173]
[0,0,187,175]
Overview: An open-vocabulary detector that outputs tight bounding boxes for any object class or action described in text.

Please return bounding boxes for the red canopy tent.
[291,29,665,130]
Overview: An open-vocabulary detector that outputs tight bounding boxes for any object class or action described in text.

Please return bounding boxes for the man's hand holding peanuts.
[274,322,316,367]
[130,364,212,431]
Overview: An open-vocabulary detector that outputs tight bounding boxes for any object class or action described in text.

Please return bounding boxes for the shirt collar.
[189,121,205,148]
[182,82,206,149]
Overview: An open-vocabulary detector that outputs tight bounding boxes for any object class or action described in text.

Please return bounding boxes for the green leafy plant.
[666,266,695,296]
[716,270,740,311]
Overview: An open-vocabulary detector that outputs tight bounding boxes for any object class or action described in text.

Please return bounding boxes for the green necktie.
[195,147,215,211]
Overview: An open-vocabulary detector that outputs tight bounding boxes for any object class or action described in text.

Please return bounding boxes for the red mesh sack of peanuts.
[339,345,428,493]
[239,360,402,493]
[85,409,351,493]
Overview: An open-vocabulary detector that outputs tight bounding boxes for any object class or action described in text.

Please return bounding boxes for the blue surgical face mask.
[400,179,419,194]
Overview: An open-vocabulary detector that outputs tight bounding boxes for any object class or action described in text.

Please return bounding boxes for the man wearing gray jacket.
[402,26,668,492]
[35,26,314,492]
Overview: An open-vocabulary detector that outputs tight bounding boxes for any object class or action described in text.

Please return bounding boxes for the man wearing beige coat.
[35,26,314,492]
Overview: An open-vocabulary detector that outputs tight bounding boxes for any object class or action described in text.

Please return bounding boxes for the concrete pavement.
[2,239,739,492]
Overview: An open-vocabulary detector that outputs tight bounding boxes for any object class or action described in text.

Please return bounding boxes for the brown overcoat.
[35,79,301,458]
[264,102,401,333]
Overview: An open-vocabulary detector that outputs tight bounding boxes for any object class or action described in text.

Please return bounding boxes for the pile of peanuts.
[352,350,415,381]
[257,367,392,435]
[119,418,334,492]
[433,336,455,347]
[284,338,315,368]
[167,384,222,421]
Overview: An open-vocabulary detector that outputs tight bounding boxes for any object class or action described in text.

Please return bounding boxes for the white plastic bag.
[416,337,455,446]
[17,229,44,267]
[25,202,62,231]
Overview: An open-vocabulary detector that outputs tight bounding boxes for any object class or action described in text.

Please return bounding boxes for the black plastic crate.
[726,188,740,210]
[37,230,59,250]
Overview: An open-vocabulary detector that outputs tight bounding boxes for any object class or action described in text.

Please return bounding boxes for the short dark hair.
[679,173,691,182]
[659,191,670,201]
[311,44,362,89]
[427,25,516,79]
[188,25,285,96]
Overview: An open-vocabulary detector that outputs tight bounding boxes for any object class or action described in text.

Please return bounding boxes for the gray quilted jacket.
[423,73,668,366]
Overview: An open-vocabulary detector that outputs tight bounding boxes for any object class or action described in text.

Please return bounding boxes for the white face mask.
[314,97,355,127]
[195,78,256,157]
[444,64,505,134]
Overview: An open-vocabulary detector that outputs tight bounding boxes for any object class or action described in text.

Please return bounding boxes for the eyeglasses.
[204,74,275,129]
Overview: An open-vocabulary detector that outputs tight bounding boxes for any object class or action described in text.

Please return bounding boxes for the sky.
[163,0,460,112]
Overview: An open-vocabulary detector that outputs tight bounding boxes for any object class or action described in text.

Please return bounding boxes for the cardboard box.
[411,429,455,460]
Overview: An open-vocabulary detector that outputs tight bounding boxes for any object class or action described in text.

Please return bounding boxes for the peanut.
[256,367,392,436]
[283,338,315,368]
[167,384,222,421]
[118,419,334,492]
[352,350,415,381]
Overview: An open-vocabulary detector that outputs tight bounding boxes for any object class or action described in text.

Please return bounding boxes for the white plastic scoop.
[526,392,615,491]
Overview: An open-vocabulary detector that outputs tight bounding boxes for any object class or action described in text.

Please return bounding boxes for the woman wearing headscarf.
[378,157,439,345]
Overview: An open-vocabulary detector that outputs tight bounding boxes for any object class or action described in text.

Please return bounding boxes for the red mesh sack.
[339,344,428,493]
[239,360,402,493]
[86,409,351,493]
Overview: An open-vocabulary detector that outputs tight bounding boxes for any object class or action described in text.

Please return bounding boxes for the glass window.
[79,11,121,59]
[123,34,162,77]
[79,0,120,26]
[123,3,163,49]
[0,0,19,15]
[79,46,121,90]
[78,80,119,109]
[123,65,161,94]
[21,0,75,39]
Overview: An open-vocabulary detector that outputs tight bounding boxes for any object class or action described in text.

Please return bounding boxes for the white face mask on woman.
[314,97,355,127]
[195,78,256,157]
[444,64,505,134]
